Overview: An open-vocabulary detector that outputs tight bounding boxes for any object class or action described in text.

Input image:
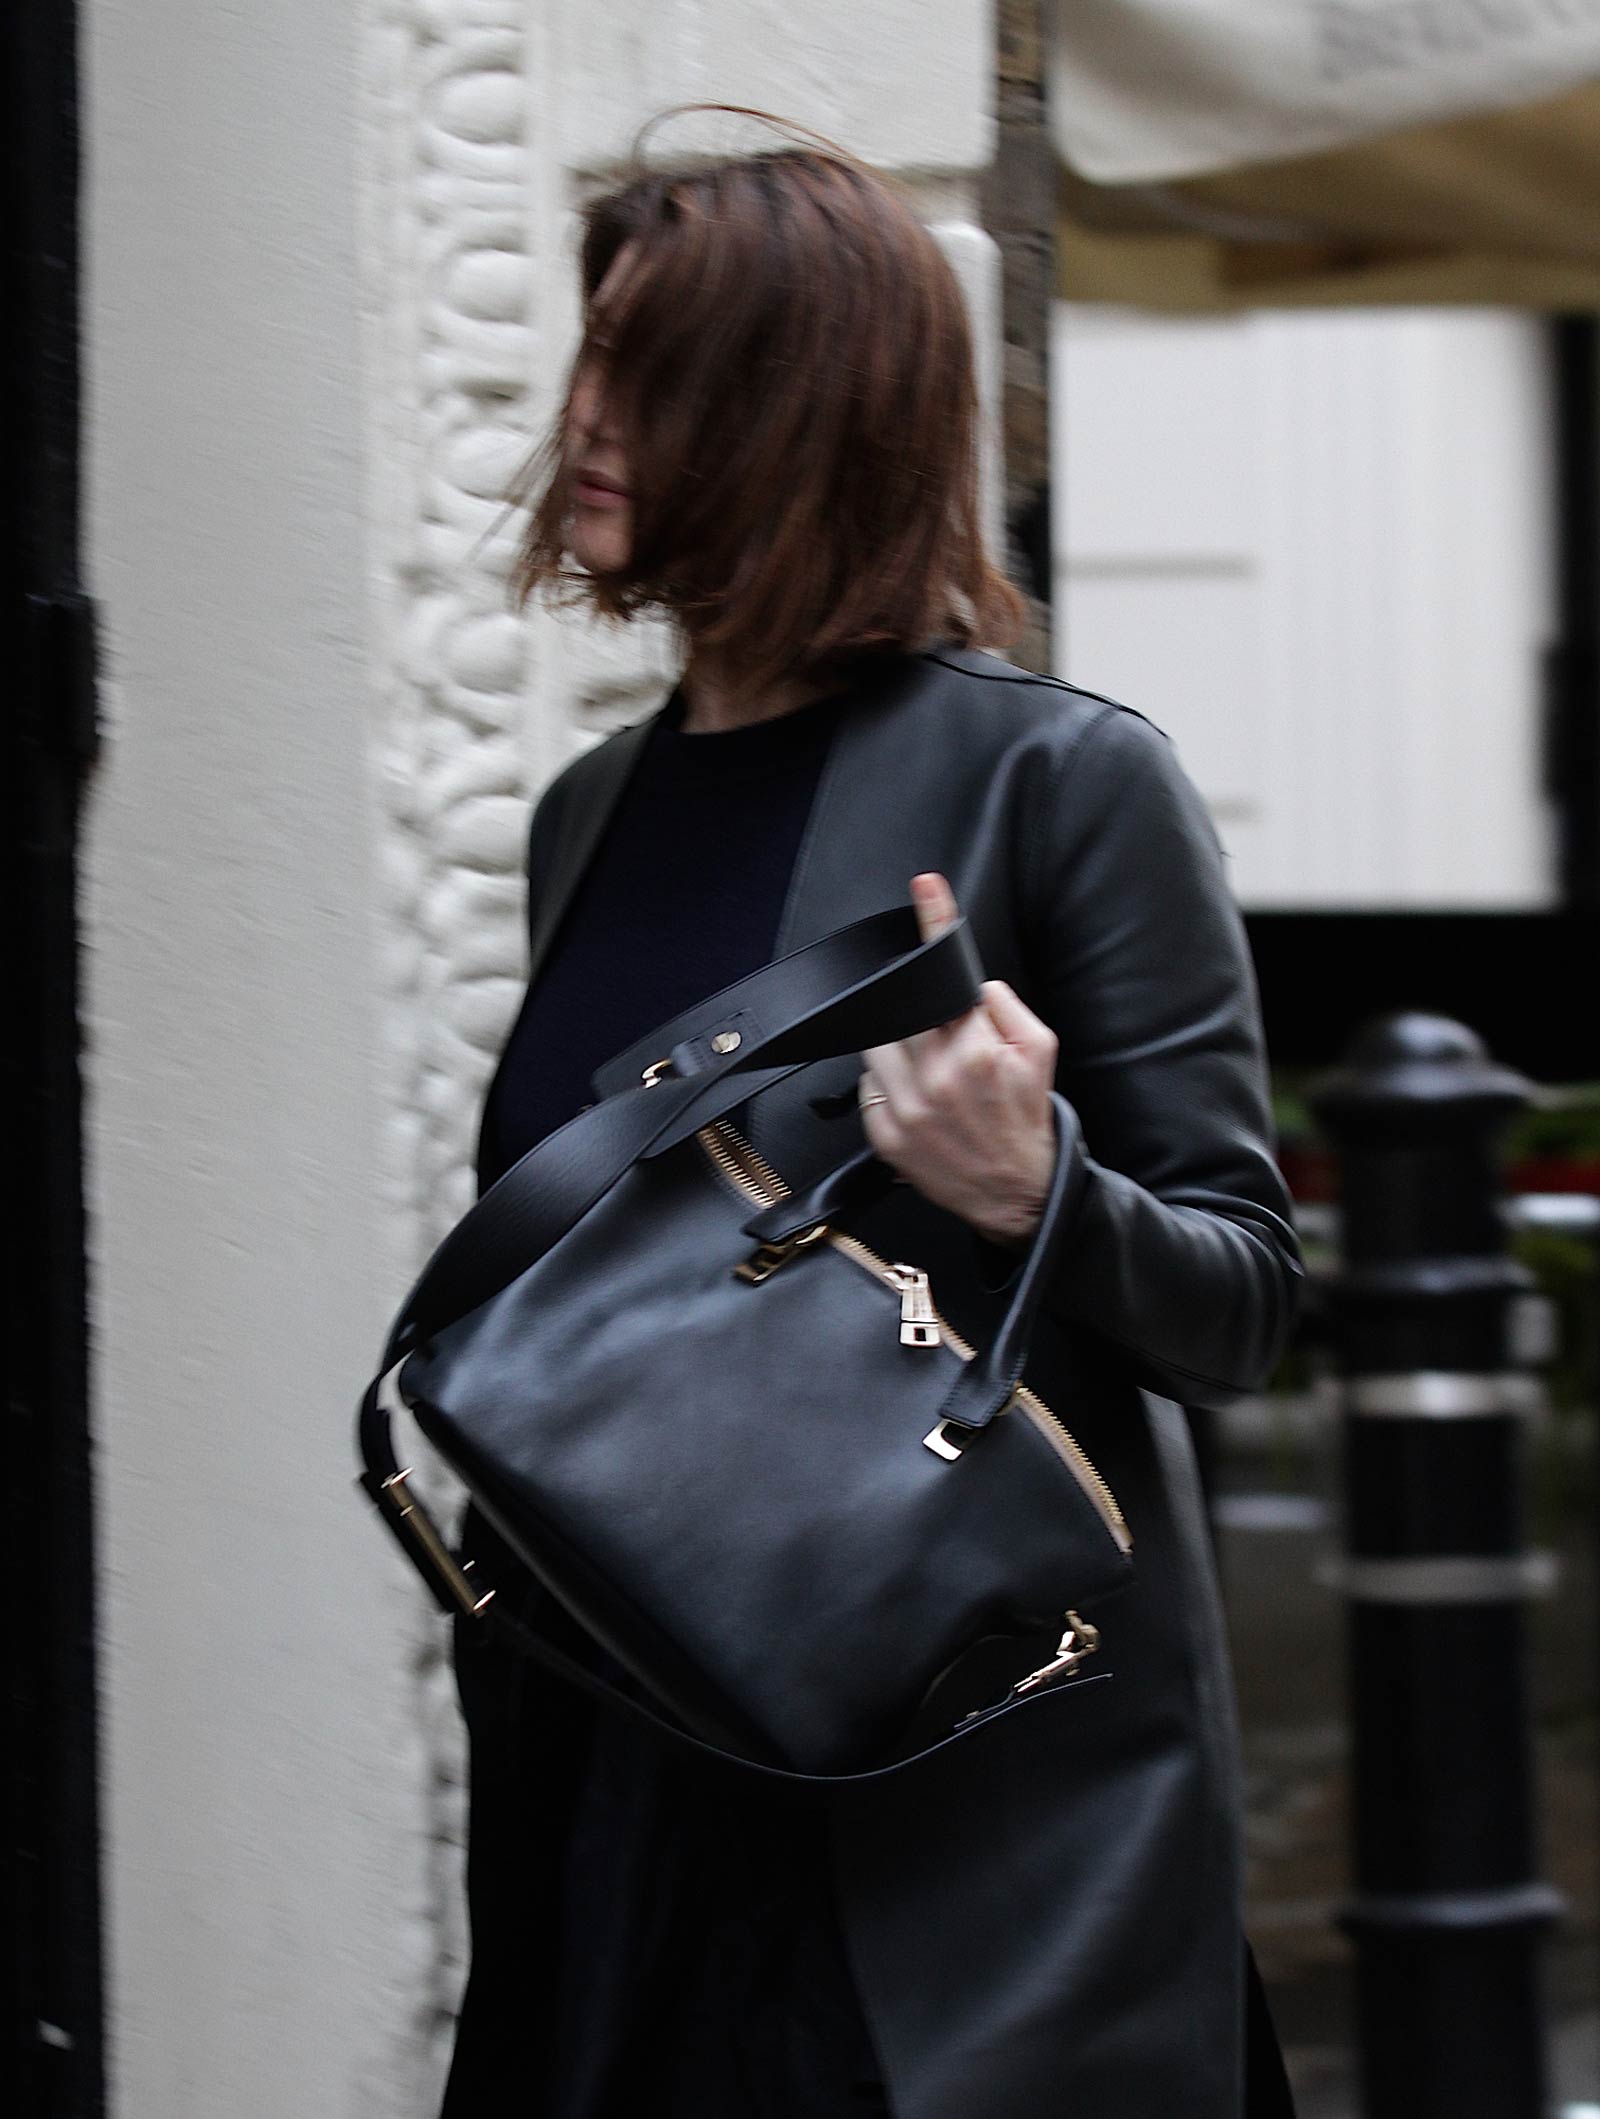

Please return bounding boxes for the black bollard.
[1310,1014,1563,2119]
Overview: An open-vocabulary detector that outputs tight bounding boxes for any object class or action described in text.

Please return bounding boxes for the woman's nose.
[571,374,619,451]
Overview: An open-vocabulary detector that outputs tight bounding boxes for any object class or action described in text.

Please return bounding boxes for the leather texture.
[460,643,1302,2117]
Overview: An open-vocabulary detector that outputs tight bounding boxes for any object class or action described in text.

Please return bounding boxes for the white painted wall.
[1053,303,1558,908]
[86,2,999,2113]
[85,3,451,2113]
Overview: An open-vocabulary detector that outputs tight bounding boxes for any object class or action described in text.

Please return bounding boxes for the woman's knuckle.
[863,1103,899,1146]
[923,1062,958,1107]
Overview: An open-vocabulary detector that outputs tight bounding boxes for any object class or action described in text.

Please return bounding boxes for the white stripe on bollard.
[1317,1552,1561,1603]
[1345,1371,1544,1418]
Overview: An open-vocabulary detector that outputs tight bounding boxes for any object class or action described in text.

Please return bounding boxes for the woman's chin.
[570,518,632,576]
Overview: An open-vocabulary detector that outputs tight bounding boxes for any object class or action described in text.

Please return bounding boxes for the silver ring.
[859,1092,889,1109]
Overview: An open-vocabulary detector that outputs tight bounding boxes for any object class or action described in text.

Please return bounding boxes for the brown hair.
[509,108,1024,703]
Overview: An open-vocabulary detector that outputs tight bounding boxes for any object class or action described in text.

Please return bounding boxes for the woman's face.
[565,245,638,576]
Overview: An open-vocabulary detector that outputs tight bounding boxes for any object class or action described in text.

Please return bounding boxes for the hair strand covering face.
[508,109,1025,707]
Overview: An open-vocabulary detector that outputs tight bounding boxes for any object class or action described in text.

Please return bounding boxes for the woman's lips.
[574,471,629,509]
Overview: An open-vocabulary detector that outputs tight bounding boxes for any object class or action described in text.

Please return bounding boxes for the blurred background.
[5,2,1597,2114]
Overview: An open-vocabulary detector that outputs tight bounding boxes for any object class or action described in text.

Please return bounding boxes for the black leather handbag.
[357,904,1132,1781]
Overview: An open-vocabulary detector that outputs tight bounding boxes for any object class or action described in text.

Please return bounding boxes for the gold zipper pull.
[888,1264,940,1348]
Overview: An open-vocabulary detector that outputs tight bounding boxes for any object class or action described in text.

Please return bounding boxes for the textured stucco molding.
[360,2,545,2090]
[358,4,1000,2089]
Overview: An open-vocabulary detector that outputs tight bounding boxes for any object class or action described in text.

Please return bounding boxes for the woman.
[443,119,1302,2119]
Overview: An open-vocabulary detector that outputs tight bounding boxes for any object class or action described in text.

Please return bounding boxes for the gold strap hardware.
[1012,1612,1101,1696]
[640,1056,674,1087]
[734,1221,830,1283]
[381,1468,497,1620]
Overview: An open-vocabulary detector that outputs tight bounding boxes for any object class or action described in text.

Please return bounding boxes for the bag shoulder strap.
[379,905,982,1366]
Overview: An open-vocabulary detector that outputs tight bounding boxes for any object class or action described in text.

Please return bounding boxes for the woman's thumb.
[910,870,959,942]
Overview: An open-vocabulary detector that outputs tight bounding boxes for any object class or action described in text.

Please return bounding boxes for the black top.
[455,675,890,2119]
[478,678,850,1189]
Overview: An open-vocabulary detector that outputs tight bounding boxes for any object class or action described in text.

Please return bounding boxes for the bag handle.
[743,1091,1090,1439]
[930,1090,1087,1434]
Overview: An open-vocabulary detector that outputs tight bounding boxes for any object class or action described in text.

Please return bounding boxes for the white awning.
[1049,3,1600,308]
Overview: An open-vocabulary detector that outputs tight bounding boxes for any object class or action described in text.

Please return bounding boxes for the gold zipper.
[696,1117,1131,1554]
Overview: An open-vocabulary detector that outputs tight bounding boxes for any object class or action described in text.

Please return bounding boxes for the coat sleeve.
[1024,702,1302,1409]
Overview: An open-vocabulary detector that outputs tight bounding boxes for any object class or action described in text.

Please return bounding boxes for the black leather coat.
[480,644,1302,2119]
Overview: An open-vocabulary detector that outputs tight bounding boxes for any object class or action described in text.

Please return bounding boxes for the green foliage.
[1268,1068,1600,1429]
[1512,1224,1600,1422]
[1507,1086,1600,1162]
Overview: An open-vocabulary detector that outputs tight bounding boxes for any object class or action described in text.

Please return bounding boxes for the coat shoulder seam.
[920,648,1173,740]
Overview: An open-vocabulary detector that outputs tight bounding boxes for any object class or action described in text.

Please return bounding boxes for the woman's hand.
[859,873,1060,1249]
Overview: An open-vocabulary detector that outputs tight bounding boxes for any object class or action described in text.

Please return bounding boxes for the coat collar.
[771,651,936,956]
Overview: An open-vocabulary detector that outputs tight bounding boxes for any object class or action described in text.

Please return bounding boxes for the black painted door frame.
[3,1,105,2114]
